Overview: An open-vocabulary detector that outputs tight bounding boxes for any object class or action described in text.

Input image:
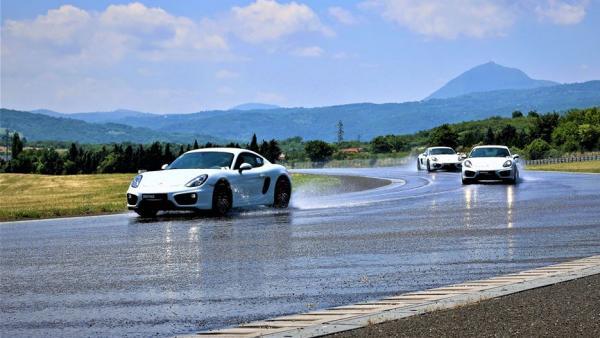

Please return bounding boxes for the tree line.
[1,134,281,175]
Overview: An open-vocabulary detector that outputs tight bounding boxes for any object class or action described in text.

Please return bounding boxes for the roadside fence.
[524,153,600,166]
[282,156,411,169]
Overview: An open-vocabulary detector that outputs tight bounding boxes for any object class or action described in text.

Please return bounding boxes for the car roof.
[427,146,454,150]
[472,145,509,149]
[186,147,263,157]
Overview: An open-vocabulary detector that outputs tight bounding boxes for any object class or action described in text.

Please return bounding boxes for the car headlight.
[503,160,512,167]
[464,160,472,168]
[130,175,143,188]
[431,157,438,161]
[185,174,208,187]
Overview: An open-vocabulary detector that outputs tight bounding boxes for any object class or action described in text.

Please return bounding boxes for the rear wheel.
[212,181,232,216]
[273,177,291,208]
[135,207,158,218]
[417,159,421,170]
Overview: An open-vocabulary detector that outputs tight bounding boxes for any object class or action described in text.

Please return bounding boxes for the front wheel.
[273,177,291,208]
[135,207,158,218]
[426,160,433,172]
[462,177,473,185]
[417,159,421,170]
[212,182,232,216]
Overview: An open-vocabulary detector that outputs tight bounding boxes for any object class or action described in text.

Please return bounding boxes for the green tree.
[512,111,523,118]
[304,140,334,162]
[525,138,552,160]
[193,139,199,149]
[11,133,24,158]
[428,124,458,148]
[497,125,517,146]
[371,136,393,153]
[484,127,495,144]
[249,133,259,152]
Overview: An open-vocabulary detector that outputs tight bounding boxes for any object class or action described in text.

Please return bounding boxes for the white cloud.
[215,69,240,80]
[328,6,358,25]
[292,46,324,57]
[361,0,516,39]
[230,0,333,43]
[535,0,588,25]
[2,2,229,67]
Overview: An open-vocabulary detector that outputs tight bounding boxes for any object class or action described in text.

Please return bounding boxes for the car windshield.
[430,148,455,155]
[168,152,234,169]
[470,148,510,158]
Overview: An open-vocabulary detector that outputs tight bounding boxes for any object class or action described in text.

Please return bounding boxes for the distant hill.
[426,62,558,100]
[23,81,600,143]
[0,109,226,144]
[229,103,280,111]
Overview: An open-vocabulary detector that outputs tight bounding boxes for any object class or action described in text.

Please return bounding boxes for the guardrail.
[524,154,600,166]
[282,157,411,169]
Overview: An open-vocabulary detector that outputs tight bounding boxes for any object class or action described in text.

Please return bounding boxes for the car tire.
[426,160,432,172]
[135,207,158,218]
[505,169,519,184]
[212,181,232,216]
[273,176,291,208]
[417,159,421,170]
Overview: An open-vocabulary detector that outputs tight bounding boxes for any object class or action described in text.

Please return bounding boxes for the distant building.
[340,147,363,154]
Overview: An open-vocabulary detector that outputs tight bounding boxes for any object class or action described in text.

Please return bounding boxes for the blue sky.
[1,0,598,113]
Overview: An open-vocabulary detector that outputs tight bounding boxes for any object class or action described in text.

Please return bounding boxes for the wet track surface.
[1,167,600,337]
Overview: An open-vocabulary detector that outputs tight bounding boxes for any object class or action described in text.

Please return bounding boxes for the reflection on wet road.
[1,168,599,337]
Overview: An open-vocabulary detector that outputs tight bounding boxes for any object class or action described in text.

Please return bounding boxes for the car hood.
[431,154,460,162]
[137,169,224,189]
[467,157,512,169]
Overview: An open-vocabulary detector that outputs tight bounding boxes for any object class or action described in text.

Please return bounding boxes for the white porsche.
[417,147,464,171]
[126,148,292,217]
[462,145,520,184]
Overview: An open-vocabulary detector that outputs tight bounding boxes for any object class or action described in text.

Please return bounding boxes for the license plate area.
[142,194,167,201]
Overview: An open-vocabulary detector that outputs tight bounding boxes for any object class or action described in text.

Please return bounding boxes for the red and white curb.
[179,255,600,338]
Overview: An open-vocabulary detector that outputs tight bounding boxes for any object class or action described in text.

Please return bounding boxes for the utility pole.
[337,120,344,144]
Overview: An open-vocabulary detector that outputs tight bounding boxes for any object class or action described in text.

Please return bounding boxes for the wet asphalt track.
[1,167,600,337]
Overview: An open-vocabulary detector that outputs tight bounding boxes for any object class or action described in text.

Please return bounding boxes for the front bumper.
[430,161,462,170]
[126,186,213,211]
[462,168,514,180]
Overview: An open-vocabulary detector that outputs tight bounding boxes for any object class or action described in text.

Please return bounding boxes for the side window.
[253,155,264,167]
[234,153,263,169]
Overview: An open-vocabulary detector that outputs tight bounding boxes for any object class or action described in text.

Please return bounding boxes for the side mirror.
[239,163,252,173]
[161,164,169,170]
[512,154,520,160]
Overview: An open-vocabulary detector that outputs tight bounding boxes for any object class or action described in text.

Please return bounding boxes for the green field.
[526,160,600,173]
[0,173,339,221]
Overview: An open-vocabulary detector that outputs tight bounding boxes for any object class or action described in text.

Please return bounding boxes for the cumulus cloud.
[328,6,358,25]
[292,46,324,57]
[361,0,515,39]
[535,0,588,25]
[2,2,228,66]
[230,0,333,43]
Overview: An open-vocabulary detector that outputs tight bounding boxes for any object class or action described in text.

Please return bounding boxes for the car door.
[231,152,263,206]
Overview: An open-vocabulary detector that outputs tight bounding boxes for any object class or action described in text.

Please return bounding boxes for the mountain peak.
[426,62,558,100]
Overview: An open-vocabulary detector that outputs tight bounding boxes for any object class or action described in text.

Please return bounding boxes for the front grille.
[127,193,138,205]
[478,171,498,179]
[174,192,198,205]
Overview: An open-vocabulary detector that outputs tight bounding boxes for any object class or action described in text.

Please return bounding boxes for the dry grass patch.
[526,160,600,173]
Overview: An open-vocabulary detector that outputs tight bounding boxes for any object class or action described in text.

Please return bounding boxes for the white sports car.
[126,148,292,217]
[462,145,520,184]
[417,147,464,171]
